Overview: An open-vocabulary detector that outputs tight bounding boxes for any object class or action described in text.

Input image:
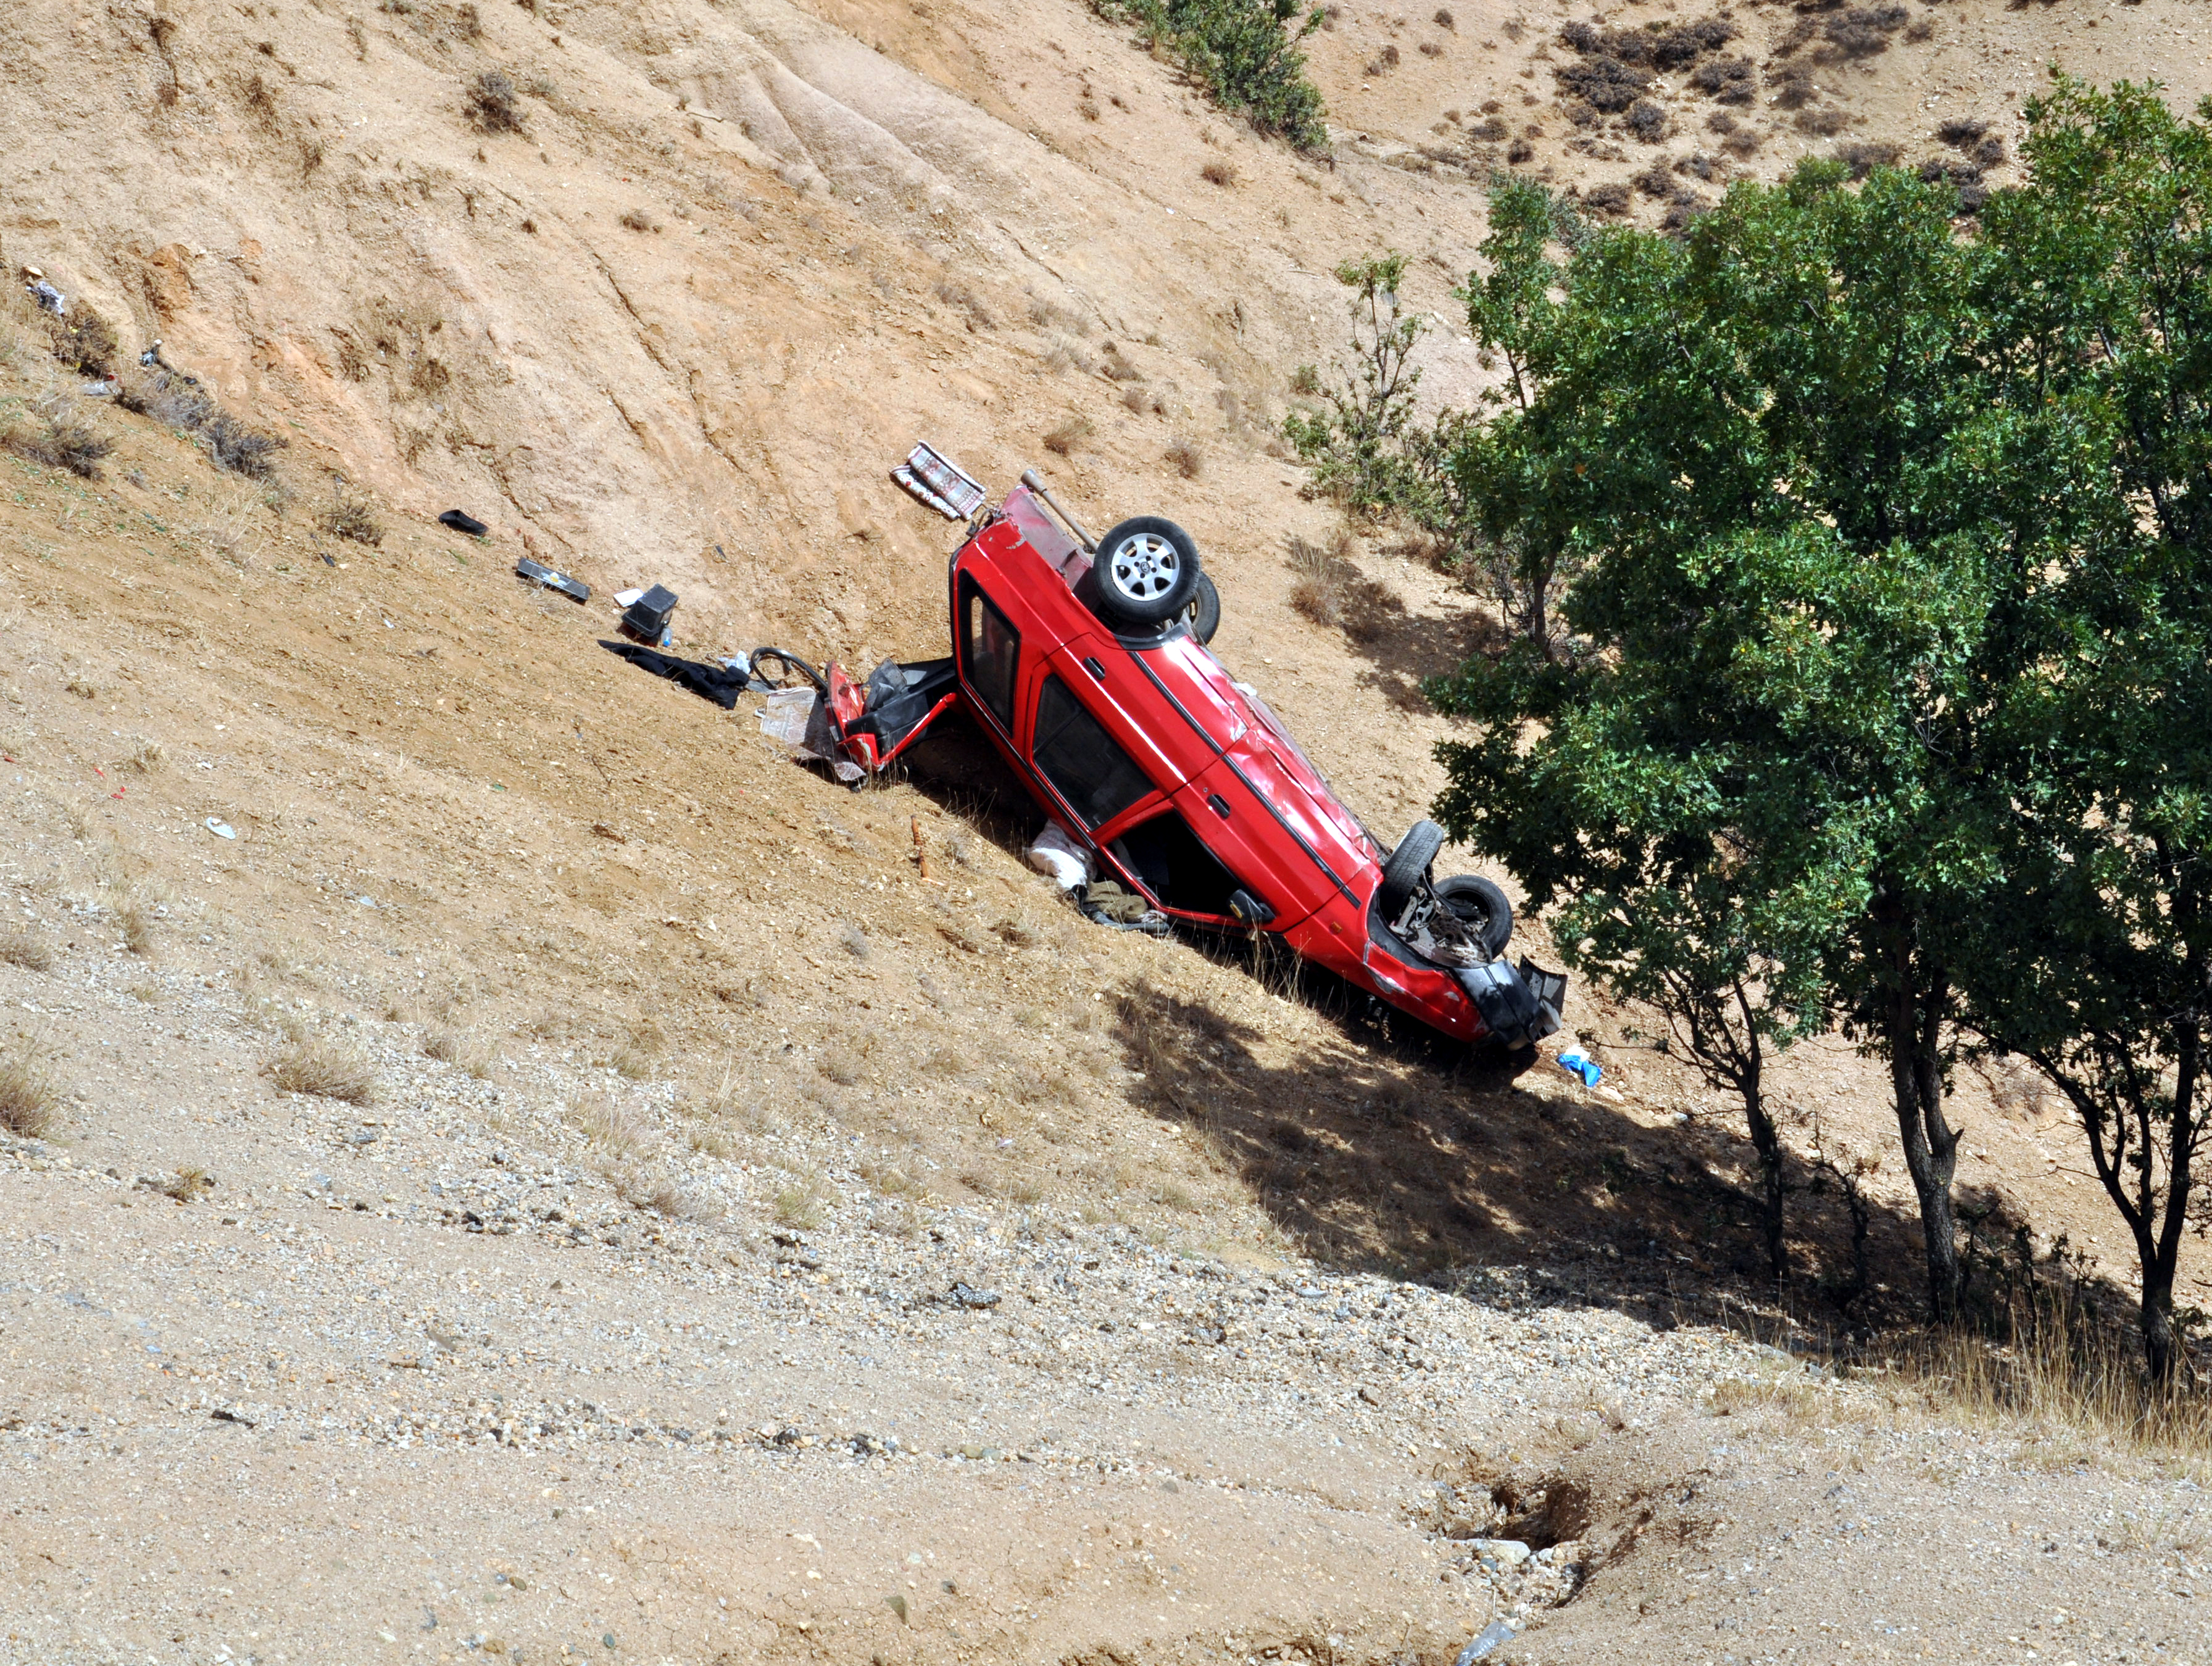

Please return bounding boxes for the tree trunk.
[1744,1088,1787,1285]
[1886,977,1962,1323]
[2140,1248,2179,1389]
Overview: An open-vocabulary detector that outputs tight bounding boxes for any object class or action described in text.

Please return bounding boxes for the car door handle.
[1083,657,1107,681]
[1208,794,1231,819]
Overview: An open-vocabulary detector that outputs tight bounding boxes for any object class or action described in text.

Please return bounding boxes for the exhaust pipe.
[1020,466,1097,553]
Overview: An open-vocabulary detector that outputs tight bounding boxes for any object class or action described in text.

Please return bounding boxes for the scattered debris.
[1024,821,1092,893]
[892,441,987,520]
[204,818,236,840]
[618,584,678,645]
[20,267,65,316]
[591,823,626,842]
[600,640,751,709]
[438,509,490,537]
[1556,1048,1602,1087]
[515,557,590,603]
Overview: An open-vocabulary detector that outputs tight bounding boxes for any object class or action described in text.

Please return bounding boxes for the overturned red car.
[754,466,1565,1052]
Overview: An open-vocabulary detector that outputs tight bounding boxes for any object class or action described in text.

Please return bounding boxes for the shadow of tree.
[1109,968,2071,1340]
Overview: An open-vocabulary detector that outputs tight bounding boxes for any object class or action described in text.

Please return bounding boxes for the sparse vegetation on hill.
[1094,0,1329,149]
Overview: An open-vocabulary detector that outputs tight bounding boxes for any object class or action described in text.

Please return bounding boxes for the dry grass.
[818,1030,879,1087]
[572,1096,647,1161]
[117,900,156,956]
[773,1178,828,1229]
[423,1027,498,1079]
[317,489,385,547]
[1165,436,1202,480]
[268,1035,378,1105]
[466,68,525,133]
[6,412,114,480]
[0,1034,64,1138]
[157,1166,214,1204]
[1042,416,1094,456]
[618,209,661,233]
[1879,1294,2212,1465]
[120,739,165,775]
[1200,159,1237,188]
[0,930,54,974]
[615,1169,714,1221]
[1287,533,1344,626]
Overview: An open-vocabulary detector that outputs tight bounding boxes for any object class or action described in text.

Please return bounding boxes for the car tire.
[1435,874,1513,958]
[1182,571,1221,644]
[1090,516,1202,628]
[1379,818,1445,914]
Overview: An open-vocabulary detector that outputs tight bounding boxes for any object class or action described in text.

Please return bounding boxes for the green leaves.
[1094,0,1329,148]
[1282,252,1428,515]
[1423,81,2212,1364]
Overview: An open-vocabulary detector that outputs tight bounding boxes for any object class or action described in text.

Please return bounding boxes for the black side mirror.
[1228,889,1276,927]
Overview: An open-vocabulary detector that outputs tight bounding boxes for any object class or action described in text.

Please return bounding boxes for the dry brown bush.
[317,490,385,546]
[1165,436,1202,479]
[6,413,114,480]
[1200,159,1237,188]
[1286,534,1342,626]
[269,1035,378,1104]
[0,1035,62,1138]
[0,931,54,973]
[423,1027,497,1079]
[1042,416,1094,457]
[466,69,525,133]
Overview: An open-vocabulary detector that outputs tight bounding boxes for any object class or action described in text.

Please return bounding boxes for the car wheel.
[1435,874,1513,958]
[1091,516,1202,628]
[1182,571,1221,644]
[1379,818,1445,914]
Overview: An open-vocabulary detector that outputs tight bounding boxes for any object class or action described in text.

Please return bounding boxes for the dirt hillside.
[1,1,2209,1662]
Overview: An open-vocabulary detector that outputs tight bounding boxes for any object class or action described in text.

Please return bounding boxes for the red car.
[754,473,1565,1052]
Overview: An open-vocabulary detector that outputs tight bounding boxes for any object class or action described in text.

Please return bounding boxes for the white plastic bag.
[758,687,862,783]
[1025,821,1092,892]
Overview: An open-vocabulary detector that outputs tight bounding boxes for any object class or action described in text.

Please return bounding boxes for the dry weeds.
[423,1026,498,1079]
[0,1034,63,1138]
[268,1035,378,1105]
[1165,436,1203,479]
[0,930,54,973]
[1042,416,1094,457]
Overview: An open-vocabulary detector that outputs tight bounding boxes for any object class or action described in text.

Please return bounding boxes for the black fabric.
[601,640,750,710]
[439,509,490,536]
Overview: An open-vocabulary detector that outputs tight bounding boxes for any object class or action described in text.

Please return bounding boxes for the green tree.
[1428,160,2015,1322]
[1954,78,2212,1385]
[1283,252,1426,516]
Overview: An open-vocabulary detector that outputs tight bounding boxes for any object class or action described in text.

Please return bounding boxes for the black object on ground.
[516,557,591,603]
[439,509,490,537]
[600,640,751,709]
[621,583,679,642]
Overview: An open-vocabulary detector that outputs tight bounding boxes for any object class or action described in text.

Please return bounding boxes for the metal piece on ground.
[515,557,590,603]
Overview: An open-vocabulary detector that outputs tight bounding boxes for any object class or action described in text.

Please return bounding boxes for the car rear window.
[1033,674,1155,829]
[960,576,1020,734]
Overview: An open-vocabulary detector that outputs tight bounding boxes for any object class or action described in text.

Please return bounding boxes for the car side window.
[1032,674,1155,829]
[960,576,1019,735]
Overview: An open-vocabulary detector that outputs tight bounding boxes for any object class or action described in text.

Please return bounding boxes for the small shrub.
[1792,107,1851,138]
[1506,138,1534,165]
[1165,436,1202,479]
[1582,180,1633,217]
[269,1036,378,1104]
[1821,5,1908,60]
[934,281,997,331]
[618,209,660,233]
[1634,163,1674,199]
[1689,56,1755,104]
[0,1037,61,1139]
[1626,99,1667,143]
[423,1027,497,1079]
[1433,7,1452,27]
[773,1179,827,1229]
[116,368,215,431]
[1834,140,1900,180]
[573,1096,646,1159]
[7,407,113,480]
[465,69,525,134]
[122,739,164,775]
[1417,39,1442,57]
[1091,0,1329,149]
[1721,128,1761,158]
[202,413,286,479]
[0,932,54,974]
[117,901,155,956]
[1555,56,1647,115]
[318,489,385,546]
[1287,533,1342,626]
[1200,158,1237,187]
[157,1167,215,1204]
[1936,117,1988,149]
[1042,416,1093,456]
[1768,67,1817,111]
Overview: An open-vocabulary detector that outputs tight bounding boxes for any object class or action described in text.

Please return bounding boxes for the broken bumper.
[1456,957,1567,1049]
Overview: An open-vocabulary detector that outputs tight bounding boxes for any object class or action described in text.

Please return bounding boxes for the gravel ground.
[4,947,2208,1666]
